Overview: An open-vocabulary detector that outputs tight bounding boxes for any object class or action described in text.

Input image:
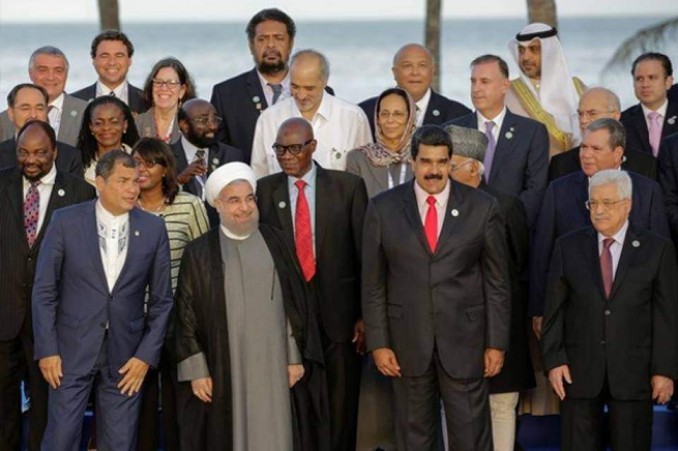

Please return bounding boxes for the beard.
[221,209,260,238]
[185,129,215,149]
[258,59,287,76]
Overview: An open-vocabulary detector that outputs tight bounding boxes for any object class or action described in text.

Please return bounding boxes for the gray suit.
[345,149,412,198]
[0,93,86,147]
[135,108,181,145]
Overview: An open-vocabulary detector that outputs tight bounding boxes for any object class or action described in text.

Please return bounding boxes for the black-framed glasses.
[585,199,627,210]
[152,79,182,89]
[190,116,222,126]
[271,139,313,156]
[133,157,161,168]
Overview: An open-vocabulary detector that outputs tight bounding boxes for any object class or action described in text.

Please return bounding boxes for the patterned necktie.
[600,238,614,298]
[424,195,438,252]
[484,121,497,182]
[194,149,207,199]
[294,180,315,281]
[648,111,662,156]
[269,83,283,105]
[24,181,41,247]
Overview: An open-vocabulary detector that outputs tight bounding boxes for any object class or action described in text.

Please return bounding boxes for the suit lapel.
[582,228,607,300]
[436,181,463,251]
[490,110,519,180]
[631,106,651,154]
[82,201,109,292]
[112,209,141,293]
[609,226,640,300]
[314,166,334,254]
[365,160,388,193]
[172,141,189,172]
[401,181,432,254]
[207,143,225,175]
[246,69,268,113]
[423,91,441,124]
[271,175,295,246]
[662,100,678,139]
[33,172,69,246]
[7,169,29,249]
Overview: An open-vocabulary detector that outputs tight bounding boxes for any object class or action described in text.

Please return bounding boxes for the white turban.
[508,22,581,145]
[205,162,257,207]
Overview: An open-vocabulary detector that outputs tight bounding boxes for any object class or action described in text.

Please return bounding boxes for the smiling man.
[71,30,149,114]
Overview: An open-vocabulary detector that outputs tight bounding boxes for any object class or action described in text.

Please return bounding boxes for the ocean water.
[0,17,675,111]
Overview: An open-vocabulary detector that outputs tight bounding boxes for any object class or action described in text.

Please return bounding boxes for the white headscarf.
[205,162,257,207]
[508,23,581,145]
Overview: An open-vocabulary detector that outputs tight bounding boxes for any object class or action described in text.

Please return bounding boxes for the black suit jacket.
[549,145,657,181]
[529,170,670,317]
[171,139,244,227]
[657,132,678,244]
[359,89,471,139]
[0,167,95,341]
[480,183,535,393]
[0,138,84,177]
[450,109,549,226]
[541,225,678,400]
[257,164,368,343]
[620,101,678,155]
[71,82,149,115]
[668,84,678,103]
[362,180,510,378]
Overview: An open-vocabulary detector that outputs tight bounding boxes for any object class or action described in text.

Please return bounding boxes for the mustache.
[424,174,443,180]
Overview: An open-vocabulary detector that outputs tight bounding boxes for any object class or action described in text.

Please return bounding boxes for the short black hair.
[246,8,296,43]
[411,125,454,159]
[17,120,56,151]
[90,29,135,58]
[7,83,49,108]
[631,52,673,77]
[470,54,509,78]
[95,149,137,180]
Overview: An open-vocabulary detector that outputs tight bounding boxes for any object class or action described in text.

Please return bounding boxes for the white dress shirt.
[96,80,129,105]
[477,107,508,142]
[23,164,57,234]
[414,88,433,127]
[48,93,65,137]
[413,178,450,238]
[287,163,318,256]
[96,200,130,292]
[256,70,291,106]
[250,93,373,178]
[597,220,629,278]
[641,99,668,131]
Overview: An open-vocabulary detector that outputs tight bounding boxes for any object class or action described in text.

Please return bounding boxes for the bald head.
[391,43,434,102]
[278,117,314,141]
[178,98,219,148]
[577,87,621,133]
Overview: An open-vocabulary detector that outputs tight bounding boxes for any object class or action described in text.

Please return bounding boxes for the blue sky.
[2,0,677,22]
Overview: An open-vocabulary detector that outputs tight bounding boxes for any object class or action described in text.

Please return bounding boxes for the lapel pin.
[252,96,260,103]
[212,158,219,165]
[451,209,459,217]
[632,240,640,247]
[432,109,440,117]
[70,110,78,117]
[668,116,677,125]
[278,201,286,209]
[57,189,65,197]
[134,230,140,237]
[505,127,515,140]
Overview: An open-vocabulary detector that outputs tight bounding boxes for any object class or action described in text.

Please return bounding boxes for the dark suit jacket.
[450,109,549,226]
[362,180,510,378]
[0,168,95,341]
[669,84,678,103]
[257,164,368,343]
[658,132,678,244]
[71,82,149,115]
[359,89,471,140]
[620,101,678,155]
[33,202,173,373]
[541,225,678,400]
[529,170,670,317]
[0,137,84,177]
[480,183,535,393]
[549,145,657,181]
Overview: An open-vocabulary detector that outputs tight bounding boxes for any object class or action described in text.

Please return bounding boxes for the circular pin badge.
[278,201,287,209]
[505,132,513,140]
[70,110,78,117]
[632,240,640,247]
[57,189,65,197]
[134,231,140,237]
[451,209,459,217]
[252,96,260,103]
[212,158,219,165]
[432,109,440,117]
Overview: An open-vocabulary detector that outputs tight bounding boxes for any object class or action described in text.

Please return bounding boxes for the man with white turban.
[174,162,328,450]
[506,22,586,156]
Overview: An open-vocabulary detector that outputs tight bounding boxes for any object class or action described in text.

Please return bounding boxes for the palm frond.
[603,18,678,75]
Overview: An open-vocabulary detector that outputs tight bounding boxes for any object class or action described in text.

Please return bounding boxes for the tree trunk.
[98,0,120,30]
[526,0,558,29]
[425,0,442,92]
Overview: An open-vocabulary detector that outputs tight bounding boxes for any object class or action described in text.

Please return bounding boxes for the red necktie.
[24,181,41,247]
[294,180,315,281]
[424,195,438,252]
[600,238,614,298]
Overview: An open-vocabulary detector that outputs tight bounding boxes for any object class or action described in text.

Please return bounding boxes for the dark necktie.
[194,149,207,199]
[269,83,283,105]
[109,90,116,97]
[294,180,315,281]
[24,181,41,247]
[600,237,614,298]
[424,195,438,252]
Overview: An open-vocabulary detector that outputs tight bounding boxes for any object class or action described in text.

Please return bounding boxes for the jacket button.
[600,340,606,345]
[604,310,611,316]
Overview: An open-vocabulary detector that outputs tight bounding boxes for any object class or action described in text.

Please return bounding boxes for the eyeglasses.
[133,157,160,168]
[449,160,474,172]
[190,116,222,126]
[378,110,408,122]
[153,79,182,89]
[585,199,627,210]
[271,139,313,156]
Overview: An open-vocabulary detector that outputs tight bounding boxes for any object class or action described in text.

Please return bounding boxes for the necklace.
[138,196,167,213]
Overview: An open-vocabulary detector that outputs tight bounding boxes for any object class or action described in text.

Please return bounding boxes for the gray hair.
[585,118,626,149]
[95,149,137,180]
[581,87,621,112]
[588,169,632,200]
[444,124,488,162]
[29,46,69,72]
[290,49,330,82]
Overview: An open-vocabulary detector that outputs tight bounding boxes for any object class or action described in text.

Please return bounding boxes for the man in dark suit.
[620,52,677,157]
[447,124,534,449]
[171,99,244,227]
[530,118,670,329]
[0,121,94,451]
[257,118,367,451]
[210,8,295,162]
[658,132,678,245]
[359,43,470,139]
[0,84,83,177]
[362,124,510,450]
[550,87,657,181]
[542,169,678,450]
[32,150,173,450]
[71,30,149,114]
[449,54,549,226]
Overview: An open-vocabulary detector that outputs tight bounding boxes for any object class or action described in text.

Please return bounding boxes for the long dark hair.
[77,96,140,168]
[142,57,197,106]
[132,137,179,204]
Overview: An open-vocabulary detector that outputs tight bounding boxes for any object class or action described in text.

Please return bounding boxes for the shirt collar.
[96,80,128,99]
[181,134,204,154]
[22,163,57,189]
[96,198,130,226]
[292,91,331,123]
[413,177,450,209]
[415,88,432,114]
[287,161,318,189]
[641,99,668,118]
[49,92,65,111]
[219,223,255,241]
[597,219,629,247]
[256,70,291,95]
[477,106,507,130]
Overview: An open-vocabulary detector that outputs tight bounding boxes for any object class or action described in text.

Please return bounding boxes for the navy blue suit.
[658,132,678,243]
[529,171,669,316]
[620,100,678,156]
[449,109,549,226]
[32,201,173,450]
[71,82,149,115]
